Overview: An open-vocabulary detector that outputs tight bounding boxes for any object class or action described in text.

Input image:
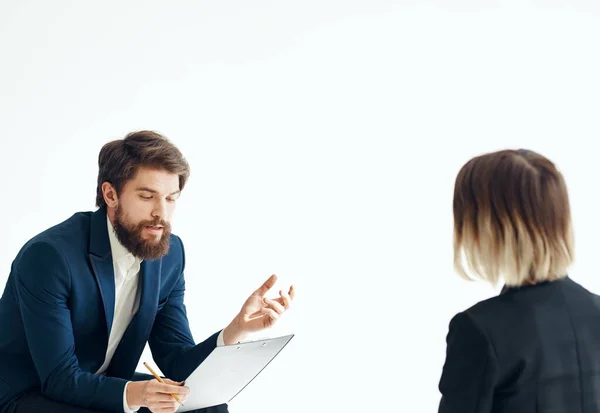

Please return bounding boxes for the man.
[0,131,295,413]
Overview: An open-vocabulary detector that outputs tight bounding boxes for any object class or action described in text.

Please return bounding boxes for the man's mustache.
[140,219,171,229]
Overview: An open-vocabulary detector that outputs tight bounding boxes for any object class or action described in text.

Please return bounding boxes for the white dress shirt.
[98,216,225,412]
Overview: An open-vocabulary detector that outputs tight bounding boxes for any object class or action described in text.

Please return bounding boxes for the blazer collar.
[500,275,570,295]
[89,206,111,259]
[88,207,116,336]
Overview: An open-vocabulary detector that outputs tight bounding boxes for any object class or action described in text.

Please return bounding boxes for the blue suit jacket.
[0,207,220,412]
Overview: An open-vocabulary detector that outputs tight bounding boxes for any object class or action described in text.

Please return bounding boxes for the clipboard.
[178,334,294,412]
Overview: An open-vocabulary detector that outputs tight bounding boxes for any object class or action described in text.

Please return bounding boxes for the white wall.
[1,1,600,412]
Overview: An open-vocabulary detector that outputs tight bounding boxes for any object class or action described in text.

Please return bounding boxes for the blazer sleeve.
[15,240,127,412]
[148,236,221,382]
[438,311,498,413]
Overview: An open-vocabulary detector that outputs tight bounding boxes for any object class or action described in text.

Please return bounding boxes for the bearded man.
[0,131,295,413]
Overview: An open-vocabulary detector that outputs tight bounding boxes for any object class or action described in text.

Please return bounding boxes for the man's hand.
[126,379,190,413]
[223,274,295,345]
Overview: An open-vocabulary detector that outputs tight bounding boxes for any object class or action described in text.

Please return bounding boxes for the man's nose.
[152,199,168,221]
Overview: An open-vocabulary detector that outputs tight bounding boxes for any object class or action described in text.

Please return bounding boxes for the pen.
[143,361,184,406]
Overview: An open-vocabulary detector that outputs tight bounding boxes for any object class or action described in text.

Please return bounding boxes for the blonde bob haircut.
[453,149,574,287]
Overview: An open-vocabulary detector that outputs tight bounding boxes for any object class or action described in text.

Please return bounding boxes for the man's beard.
[112,206,172,260]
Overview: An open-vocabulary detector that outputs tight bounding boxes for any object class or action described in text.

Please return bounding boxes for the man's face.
[111,167,181,260]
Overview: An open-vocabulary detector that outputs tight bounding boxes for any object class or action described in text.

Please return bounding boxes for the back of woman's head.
[453,149,574,287]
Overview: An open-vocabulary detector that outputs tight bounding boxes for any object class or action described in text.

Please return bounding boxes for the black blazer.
[438,276,600,413]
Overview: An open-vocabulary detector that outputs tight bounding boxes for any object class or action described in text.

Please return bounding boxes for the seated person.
[0,131,295,413]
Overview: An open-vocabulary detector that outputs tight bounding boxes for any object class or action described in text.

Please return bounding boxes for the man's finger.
[288,285,296,300]
[278,289,292,309]
[146,392,179,403]
[156,399,180,407]
[156,382,189,396]
[261,307,280,321]
[162,379,183,386]
[264,298,285,315]
[152,400,179,413]
[254,274,277,295]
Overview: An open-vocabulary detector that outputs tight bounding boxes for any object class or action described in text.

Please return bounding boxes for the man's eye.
[167,198,176,203]
[140,195,152,200]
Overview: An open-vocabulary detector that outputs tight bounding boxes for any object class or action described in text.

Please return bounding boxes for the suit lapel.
[137,258,161,331]
[88,207,116,337]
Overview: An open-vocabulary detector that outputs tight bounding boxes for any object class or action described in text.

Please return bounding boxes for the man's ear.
[101,182,118,208]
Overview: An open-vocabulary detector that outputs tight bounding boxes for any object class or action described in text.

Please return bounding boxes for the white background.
[1,1,600,412]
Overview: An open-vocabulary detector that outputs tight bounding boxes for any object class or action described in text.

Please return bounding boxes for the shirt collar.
[106,214,142,270]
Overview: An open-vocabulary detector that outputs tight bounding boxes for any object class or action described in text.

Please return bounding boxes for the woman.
[438,149,600,412]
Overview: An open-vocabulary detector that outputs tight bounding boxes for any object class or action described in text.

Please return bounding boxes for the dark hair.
[453,149,573,286]
[95,130,190,208]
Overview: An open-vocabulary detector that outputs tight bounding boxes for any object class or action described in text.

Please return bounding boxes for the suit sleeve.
[15,240,128,412]
[148,236,221,382]
[438,311,497,413]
